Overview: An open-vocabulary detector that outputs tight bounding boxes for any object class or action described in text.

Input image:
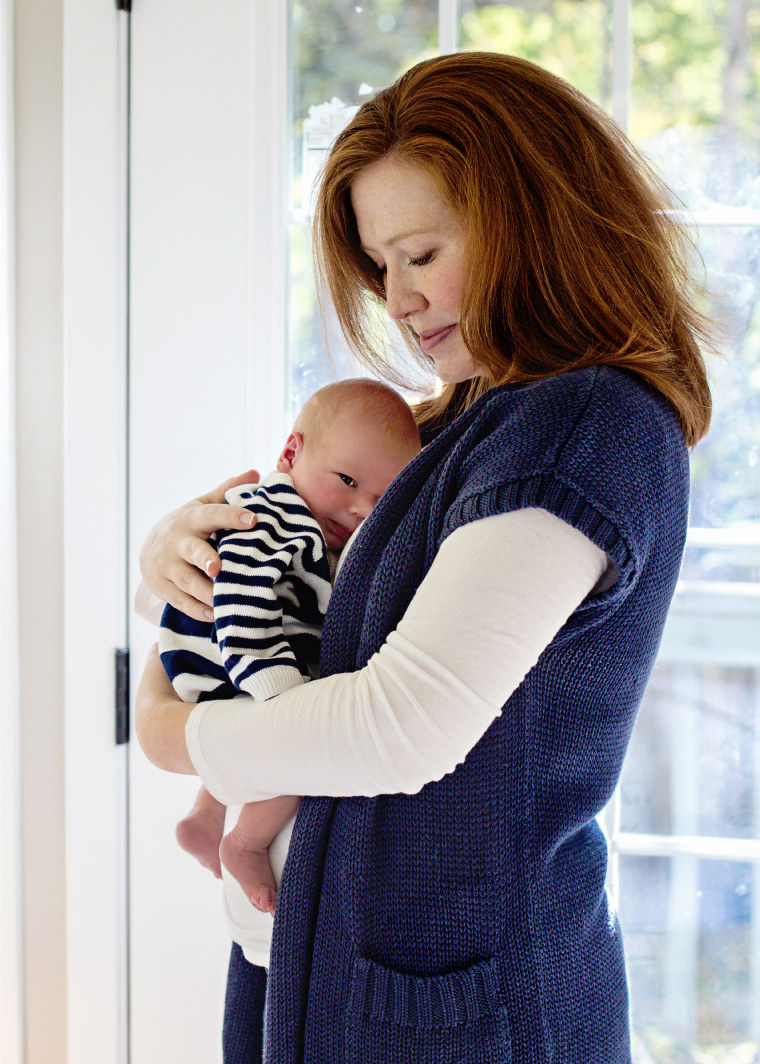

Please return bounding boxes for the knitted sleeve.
[214,476,331,700]
[436,367,688,607]
[186,508,607,803]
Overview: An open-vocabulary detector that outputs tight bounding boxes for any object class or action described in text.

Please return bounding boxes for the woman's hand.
[139,469,260,621]
[135,644,197,774]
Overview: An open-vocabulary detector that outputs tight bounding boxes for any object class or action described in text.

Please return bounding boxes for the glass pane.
[287,223,366,420]
[689,225,760,530]
[631,0,760,212]
[620,664,759,839]
[288,0,438,420]
[620,223,760,840]
[291,0,438,214]
[619,856,759,1058]
[458,0,613,110]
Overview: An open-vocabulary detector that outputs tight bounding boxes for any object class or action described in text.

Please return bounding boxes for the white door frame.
[62,1,130,1062]
[5,1,128,1063]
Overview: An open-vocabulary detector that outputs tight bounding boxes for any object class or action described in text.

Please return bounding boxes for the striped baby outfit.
[159,473,332,704]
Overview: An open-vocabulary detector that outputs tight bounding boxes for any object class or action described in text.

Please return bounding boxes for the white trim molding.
[0,0,23,1060]
[62,0,129,1061]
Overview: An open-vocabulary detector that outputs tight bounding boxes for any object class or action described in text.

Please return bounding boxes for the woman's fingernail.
[203,608,213,621]
[241,512,255,527]
[204,559,214,575]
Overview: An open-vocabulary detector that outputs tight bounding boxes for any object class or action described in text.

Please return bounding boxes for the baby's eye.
[409,252,433,267]
[338,473,357,488]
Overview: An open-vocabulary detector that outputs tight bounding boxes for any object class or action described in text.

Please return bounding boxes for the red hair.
[314,52,712,445]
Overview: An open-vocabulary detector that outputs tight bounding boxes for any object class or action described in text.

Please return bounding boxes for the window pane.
[458,0,613,110]
[689,225,760,530]
[619,224,760,841]
[631,0,760,211]
[287,0,438,421]
[620,856,759,1056]
[291,0,438,213]
[287,223,367,417]
[620,664,759,839]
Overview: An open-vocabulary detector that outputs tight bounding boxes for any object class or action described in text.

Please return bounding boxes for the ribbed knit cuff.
[239,665,307,700]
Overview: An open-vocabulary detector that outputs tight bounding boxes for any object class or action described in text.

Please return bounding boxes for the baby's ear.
[276,431,304,473]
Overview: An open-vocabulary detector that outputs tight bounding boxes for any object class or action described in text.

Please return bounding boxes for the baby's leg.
[220,795,301,916]
[176,785,226,879]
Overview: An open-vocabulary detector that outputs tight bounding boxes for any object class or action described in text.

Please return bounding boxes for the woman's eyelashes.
[365,250,434,274]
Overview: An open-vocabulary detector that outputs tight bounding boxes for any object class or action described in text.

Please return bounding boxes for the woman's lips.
[419,324,457,354]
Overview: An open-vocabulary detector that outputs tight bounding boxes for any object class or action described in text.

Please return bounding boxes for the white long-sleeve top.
[187,507,608,807]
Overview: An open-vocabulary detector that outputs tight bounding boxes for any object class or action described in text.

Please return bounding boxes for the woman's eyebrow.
[360,228,431,254]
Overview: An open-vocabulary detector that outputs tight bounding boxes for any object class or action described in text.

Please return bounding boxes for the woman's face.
[350,156,479,384]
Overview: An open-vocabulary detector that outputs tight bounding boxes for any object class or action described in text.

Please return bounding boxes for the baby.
[159,379,421,914]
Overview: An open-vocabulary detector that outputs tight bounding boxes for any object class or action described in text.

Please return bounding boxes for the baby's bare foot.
[176,791,226,879]
[220,826,278,915]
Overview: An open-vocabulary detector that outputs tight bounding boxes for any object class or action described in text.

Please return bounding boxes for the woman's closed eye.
[338,473,357,488]
[409,251,433,267]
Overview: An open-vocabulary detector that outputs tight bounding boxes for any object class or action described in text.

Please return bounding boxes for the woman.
[136,52,712,1063]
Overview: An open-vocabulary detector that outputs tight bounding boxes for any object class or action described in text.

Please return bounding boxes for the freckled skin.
[350,156,479,385]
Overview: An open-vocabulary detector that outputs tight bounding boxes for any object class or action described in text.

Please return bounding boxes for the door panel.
[129,3,278,1059]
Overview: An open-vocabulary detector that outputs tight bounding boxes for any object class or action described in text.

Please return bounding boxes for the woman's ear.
[276,431,304,474]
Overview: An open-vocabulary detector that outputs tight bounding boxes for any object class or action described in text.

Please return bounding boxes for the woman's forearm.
[187,509,608,804]
[135,644,197,774]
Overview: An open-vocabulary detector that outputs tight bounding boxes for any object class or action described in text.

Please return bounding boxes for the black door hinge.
[116,0,131,11]
[115,648,130,745]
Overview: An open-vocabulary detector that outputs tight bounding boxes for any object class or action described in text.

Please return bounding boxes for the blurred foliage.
[459,0,612,107]
[289,0,760,528]
[292,0,436,115]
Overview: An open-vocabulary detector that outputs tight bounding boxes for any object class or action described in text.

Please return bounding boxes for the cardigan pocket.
[345,954,511,1063]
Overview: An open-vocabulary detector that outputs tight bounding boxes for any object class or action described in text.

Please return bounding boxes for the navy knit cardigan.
[229,366,689,1064]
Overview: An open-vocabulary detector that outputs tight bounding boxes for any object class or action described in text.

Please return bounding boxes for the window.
[285,1,760,1058]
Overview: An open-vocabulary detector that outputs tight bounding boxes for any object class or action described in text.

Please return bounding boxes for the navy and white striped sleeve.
[214,474,332,700]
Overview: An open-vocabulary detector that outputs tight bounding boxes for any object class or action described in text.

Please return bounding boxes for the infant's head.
[277,379,421,550]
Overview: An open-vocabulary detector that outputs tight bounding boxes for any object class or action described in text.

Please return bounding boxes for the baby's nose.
[350,492,375,521]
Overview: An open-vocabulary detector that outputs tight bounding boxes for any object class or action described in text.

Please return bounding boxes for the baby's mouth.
[327,519,352,544]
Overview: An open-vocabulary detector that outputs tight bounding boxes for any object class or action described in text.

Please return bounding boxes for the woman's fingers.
[140,476,261,621]
[180,501,258,541]
[163,560,216,621]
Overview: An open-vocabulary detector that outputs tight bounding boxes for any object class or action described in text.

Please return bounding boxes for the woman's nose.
[384,270,425,321]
